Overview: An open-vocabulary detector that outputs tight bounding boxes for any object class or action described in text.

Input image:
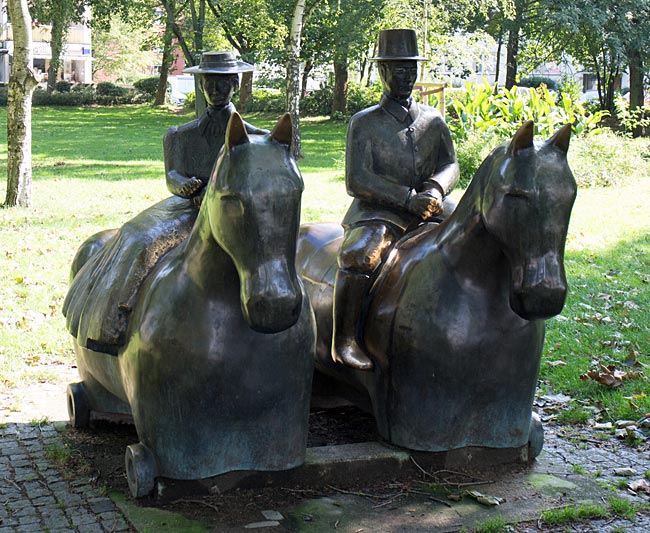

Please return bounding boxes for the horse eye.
[505,189,531,200]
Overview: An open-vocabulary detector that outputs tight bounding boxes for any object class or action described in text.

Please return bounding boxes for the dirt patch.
[60,405,394,530]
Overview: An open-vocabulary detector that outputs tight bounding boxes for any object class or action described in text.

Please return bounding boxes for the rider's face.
[200,74,239,107]
[379,61,418,101]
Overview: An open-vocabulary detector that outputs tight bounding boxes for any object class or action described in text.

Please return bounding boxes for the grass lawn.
[0,105,648,428]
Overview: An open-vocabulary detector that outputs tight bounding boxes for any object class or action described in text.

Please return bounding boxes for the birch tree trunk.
[286,0,306,159]
[4,0,38,208]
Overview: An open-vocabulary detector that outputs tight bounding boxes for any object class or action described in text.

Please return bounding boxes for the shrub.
[519,75,557,90]
[301,81,382,117]
[133,77,159,102]
[568,129,650,187]
[447,80,608,143]
[183,90,196,111]
[243,88,284,113]
[455,130,503,188]
[33,89,84,106]
[55,81,73,93]
[95,81,128,97]
[614,95,650,136]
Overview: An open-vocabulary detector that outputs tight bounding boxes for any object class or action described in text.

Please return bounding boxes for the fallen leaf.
[629,479,650,494]
[580,364,643,388]
[464,490,505,506]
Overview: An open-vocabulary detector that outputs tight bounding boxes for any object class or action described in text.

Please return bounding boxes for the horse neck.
[180,208,237,286]
[434,166,504,276]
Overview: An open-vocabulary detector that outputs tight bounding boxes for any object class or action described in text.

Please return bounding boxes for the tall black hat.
[371,29,426,61]
[184,51,254,74]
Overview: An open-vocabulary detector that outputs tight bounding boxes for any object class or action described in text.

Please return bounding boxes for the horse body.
[67,114,315,493]
[298,122,576,453]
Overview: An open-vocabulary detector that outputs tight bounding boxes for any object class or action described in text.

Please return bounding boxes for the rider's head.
[199,74,239,108]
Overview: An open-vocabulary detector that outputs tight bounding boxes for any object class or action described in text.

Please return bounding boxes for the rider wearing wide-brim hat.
[165,51,267,204]
[331,29,460,370]
[64,51,268,352]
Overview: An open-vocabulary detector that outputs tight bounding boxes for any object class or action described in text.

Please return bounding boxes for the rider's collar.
[199,102,236,135]
[380,94,418,123]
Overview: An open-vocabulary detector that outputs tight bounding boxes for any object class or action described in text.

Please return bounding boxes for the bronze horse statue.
[63,114,315,498]
[297,121,576,457]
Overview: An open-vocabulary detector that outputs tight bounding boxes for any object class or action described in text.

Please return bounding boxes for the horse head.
[205,113,304,333]
[480,121,577,320]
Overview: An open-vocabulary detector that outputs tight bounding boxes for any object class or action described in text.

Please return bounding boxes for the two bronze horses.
[63,115,576,498]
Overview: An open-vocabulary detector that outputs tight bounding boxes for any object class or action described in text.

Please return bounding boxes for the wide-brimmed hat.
[184,51,254,74]
[371,29,426,61]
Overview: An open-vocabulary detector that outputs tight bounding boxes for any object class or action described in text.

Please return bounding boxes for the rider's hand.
[178,177,204,199]
[407,190,443,220]
[192,188,206,209]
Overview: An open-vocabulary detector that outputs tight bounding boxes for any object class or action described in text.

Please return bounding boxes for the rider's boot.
[331,269,373,370]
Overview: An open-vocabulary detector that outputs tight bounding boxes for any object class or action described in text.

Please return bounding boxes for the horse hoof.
[528,411,544,460]
[125,443,158,498]
[67,382,90,428]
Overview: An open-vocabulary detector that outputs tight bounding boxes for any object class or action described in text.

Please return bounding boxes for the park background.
[0,0,649,504]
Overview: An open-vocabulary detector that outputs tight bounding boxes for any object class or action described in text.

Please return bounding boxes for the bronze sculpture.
[64,114,316,498]
[331,29,460,371]
[297,120,576,456]
[165,52,268,207]
[64,52,267,353]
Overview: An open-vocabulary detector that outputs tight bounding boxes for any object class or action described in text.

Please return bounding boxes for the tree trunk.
[300,60,313,100]
[47,15,65,93]
[239,70,253,111]
[331,59,348,116]
[286,0,306,159]
[505,24,519,89]
[494,31,503,89]
[4,0,38,208]
[628,48,645,138]
[154,15,175,106]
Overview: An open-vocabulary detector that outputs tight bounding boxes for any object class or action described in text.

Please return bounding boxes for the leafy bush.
[557,74,582,105]
[519,75,557,90]
[55,81,73,93]
[243,88,284,113]
[33,89,85,106]
[183,90,196,111]
[455,130,503,188]
[614,95,650,136]
[447,80,608,143]
[301,81,382,117]
[95,81,129,97]
[568,129,650,187]
[133,77,159,102]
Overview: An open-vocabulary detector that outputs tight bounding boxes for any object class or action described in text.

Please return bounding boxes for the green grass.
[0,105,649,428]
[541,502,610,524]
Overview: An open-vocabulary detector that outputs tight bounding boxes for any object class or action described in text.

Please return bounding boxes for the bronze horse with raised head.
[64,114,315,497]
[297,121,576,457]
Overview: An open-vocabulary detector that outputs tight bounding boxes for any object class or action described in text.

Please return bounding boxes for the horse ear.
[507,120,534,156]
[270,113,293,147]
[225,112,250,150]
[547,123,572,154]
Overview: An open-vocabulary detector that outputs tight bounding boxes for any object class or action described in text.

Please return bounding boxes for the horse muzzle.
[240,261,303,333]
[510,255,568,320]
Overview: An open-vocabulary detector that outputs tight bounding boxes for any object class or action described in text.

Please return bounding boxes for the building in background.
[0,6,92,84]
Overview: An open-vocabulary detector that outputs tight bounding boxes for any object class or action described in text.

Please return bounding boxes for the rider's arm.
[163,127,204,198]
[421,118,459,197]
[345,116,412,210]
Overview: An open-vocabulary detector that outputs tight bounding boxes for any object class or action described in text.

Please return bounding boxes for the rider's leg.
[332,223,396,370]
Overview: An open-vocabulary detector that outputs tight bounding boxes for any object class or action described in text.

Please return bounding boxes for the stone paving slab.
[0,422,132,532]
